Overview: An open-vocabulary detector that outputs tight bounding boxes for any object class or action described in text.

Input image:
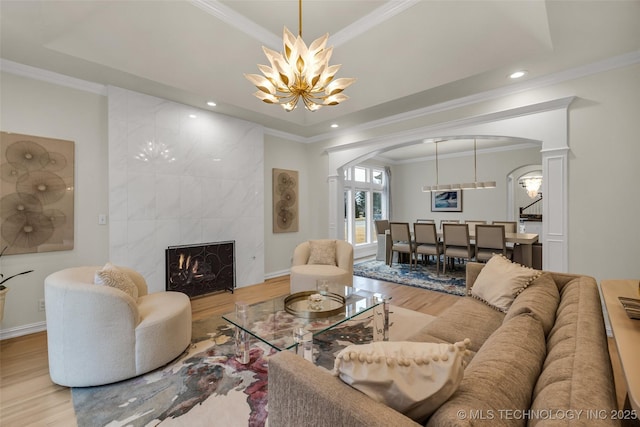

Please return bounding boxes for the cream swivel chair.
[290,240,354,294]
[45,265,192,387]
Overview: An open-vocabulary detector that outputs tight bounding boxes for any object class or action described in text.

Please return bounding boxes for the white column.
[327,174,340,239]
[541,147,569,272]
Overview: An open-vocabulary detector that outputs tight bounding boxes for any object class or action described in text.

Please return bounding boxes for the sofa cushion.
[94,263,138,300]
[333,340,471,423]
[529,278,618,425]
[308,239,337,265]
[413,297,505,353]
[503,272,560,336]
[470,254,541,313]
[427,312,547,427]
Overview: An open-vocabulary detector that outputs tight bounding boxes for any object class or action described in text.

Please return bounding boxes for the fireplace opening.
[165,241,235,298]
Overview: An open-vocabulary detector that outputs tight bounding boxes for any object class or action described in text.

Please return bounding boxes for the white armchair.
[289,240,354,294]
[44,266,192,387]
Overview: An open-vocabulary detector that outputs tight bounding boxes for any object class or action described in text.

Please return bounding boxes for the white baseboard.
[0,321,47,340]
[264,269,290,280]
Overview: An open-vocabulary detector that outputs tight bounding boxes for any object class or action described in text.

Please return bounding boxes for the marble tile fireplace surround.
[107,87,264,293]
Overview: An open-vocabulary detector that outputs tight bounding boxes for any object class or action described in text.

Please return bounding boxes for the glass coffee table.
[222,286,389,363]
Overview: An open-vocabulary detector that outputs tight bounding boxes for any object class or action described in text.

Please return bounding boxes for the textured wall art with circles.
[0,132,74,255]
[272,168,298,233]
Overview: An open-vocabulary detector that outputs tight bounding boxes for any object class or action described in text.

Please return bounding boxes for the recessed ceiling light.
[189,114,197,119]
[509,70,528,79]
[206,101,217,107]
[330,123,339,128]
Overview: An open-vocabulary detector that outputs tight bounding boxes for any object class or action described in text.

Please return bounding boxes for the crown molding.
[189,0,282,50]
[190,0,420,50]
[0,59,107,96]
[324,97,575,155]
[308,50,640,144]
[329,0,421,47]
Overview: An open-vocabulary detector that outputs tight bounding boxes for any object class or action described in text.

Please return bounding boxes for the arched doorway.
[326,97,574,272]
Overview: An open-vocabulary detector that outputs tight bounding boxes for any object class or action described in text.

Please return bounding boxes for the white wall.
[392,147,542,224]
[0,72,109,336]
[107,87,264,292]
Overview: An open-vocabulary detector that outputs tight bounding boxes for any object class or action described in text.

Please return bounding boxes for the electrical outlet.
[38,299,45,312]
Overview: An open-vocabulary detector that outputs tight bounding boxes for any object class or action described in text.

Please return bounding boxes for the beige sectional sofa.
[269,262,619,426]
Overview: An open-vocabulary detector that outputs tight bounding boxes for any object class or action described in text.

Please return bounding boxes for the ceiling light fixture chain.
[245,0,355,112]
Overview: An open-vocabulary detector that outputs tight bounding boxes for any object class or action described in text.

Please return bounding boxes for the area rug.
[353,259,466,296]
[71,306,433,427]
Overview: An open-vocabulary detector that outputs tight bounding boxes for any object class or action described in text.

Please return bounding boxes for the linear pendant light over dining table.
[422,139,496,192]
[244,0,356,112]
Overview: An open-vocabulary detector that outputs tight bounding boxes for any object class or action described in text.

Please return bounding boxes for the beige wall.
[392,147,542,224]
[263,134,312,275]
[302,64,640,282]
[2,61,639,336]
[0,72,109,334]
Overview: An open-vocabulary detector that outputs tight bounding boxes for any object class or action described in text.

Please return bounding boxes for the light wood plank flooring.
[0,275,627,427]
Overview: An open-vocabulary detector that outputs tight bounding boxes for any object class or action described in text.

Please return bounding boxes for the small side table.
[601,280,640,424]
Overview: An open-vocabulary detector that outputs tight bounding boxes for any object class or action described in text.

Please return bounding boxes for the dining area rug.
[353,259,467,296]
[71,306,432,427]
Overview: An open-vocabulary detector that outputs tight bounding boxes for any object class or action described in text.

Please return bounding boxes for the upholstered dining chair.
[374,220,391,262]
[389,222,416,270]
[413,222,442,275]
[475,224,512,262]
[415,219,435,223]
[442,223,475,273]
[491,221,518,252]
[439,219,460,229]
[491,221,517,234]
[464,220,487,235]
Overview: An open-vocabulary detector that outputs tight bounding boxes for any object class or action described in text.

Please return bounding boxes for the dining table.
[383,229,539,268]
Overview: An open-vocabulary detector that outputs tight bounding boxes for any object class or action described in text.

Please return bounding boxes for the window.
[344,165,387,246]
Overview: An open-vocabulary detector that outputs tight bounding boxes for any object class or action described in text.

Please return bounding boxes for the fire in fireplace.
[165,241,235,298]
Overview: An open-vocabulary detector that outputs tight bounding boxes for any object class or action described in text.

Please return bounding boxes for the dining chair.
[416,219,435,223]
[464,220,487,235]
[413,222,442,275]
[374,220,390,235]
[491,221,517,234]
[442,223,475,274]
[389,222,416,270]
[439,219,460,230]
[374,220,391,262]
[475,224,512,262]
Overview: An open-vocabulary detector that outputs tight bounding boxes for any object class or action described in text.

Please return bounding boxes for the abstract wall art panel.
[272,168,298,233]
[0,132,74,255]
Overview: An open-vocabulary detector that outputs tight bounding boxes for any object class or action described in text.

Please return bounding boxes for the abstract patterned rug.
[71,306,433,427]
[353,259,467,296]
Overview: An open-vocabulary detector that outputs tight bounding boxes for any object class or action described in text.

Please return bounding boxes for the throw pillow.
[307,240,337,265]
[94,262,139,300]
[332,339,471,423]
[470,254,541,313]
[503,272,560,336]
[427,312,546,427]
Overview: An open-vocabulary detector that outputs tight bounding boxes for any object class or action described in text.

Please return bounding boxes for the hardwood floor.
[0,275,627,426]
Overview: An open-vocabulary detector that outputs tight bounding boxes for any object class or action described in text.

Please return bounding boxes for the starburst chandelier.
[244,0,355,112]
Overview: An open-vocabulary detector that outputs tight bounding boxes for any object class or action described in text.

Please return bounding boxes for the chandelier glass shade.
[245,1,355,112]
[519,176,543,198]
[422,139,496,192]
